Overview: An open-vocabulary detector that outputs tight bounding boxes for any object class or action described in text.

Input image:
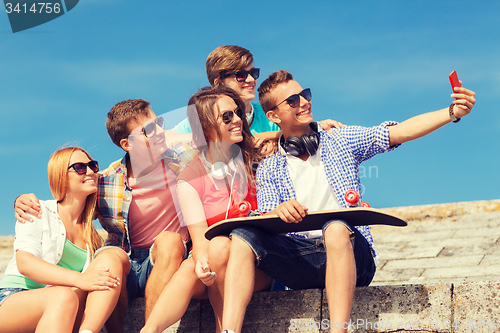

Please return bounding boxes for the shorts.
[126,247,154,300]
[0,288,26,306]
[230,220,376,290]
[95,240,191,300]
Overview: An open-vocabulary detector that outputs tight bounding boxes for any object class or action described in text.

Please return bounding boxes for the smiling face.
[213,95,244,144]
[266,80,313,135]
[123,109,167,161]
[218,64,257,106]
[66,150,98,198]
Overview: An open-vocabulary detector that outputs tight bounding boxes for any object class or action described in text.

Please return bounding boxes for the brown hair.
[258,70,294,113]
[48,147,103,257]
[106,99,151,148]
[187,85,261,184]
[206,45,254,86]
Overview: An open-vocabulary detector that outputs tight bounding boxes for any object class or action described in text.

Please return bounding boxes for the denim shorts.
[230,220,376,290]
[95,241,191,300]
[0,288,26,306]
[93,245,154,300]
[125,247,153,300]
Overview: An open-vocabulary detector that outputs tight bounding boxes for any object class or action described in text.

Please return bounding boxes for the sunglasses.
[130,116,164,138]
[220,68,260,82]
[68,160,99,175]
[220,108,244,124]
[270,88,312,110]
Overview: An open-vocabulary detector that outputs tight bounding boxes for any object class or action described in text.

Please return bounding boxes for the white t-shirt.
[286,146,342,238]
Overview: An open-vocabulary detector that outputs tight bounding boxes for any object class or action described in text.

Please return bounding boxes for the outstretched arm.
[253,119,346,155]
[318,119,346,133]
[252,119,346,143]
[389,85,476,146]
[163,129,193,143]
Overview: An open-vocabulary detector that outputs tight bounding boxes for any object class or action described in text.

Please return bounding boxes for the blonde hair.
[48,147,103,257]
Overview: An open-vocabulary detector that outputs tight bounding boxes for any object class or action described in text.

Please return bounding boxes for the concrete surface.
[1,199,499,332]
[124,281,500,333]
[372,200,500,286]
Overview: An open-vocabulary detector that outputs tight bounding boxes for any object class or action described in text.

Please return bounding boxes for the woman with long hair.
[0,147,123,333]
[141,86,273,333]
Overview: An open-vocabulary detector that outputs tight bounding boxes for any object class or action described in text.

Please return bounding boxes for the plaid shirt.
[256,121,399,259]
[97,140,199,253]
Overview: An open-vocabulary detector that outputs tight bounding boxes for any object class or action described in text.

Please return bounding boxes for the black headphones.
[280,123,320,157]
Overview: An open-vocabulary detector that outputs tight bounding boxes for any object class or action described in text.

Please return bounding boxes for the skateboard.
[205,190,407,240]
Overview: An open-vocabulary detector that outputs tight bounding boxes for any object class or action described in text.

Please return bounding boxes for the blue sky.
[1,0,499,235]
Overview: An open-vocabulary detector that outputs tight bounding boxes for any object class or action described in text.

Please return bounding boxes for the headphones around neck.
[200,153,237,180]
[280,123,320,157]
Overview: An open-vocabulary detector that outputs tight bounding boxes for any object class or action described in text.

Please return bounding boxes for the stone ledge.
[380,199,500,221]
[124,281,500,333]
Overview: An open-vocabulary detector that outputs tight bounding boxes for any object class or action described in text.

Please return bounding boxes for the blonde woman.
[0,147,124,333]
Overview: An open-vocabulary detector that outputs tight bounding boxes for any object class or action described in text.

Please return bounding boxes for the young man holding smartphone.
[220,70,476,333]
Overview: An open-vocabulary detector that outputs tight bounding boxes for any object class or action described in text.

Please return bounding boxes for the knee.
[324,223,352,251]
[230,235,254,259]
[177,259,198,281]
[50,287,79,313]
[153,231,184,262]
[94,248,130,276]
[208,236,230,270]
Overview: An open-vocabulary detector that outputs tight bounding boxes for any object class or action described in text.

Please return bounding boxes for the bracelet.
[449,104,460,123]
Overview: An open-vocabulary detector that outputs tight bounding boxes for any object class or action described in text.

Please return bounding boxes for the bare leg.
[104,281,128,333]
[141,259,207,333]
[323,223,356,333]
[209,236,272,333]
[103,249,131,333]
[0,286,79,333]
[207,236,230,332]
[145,231,185,319]
[78,248,129,333]
[221,235,258,333]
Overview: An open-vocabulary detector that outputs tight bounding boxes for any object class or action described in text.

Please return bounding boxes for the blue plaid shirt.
[256,121,399,259]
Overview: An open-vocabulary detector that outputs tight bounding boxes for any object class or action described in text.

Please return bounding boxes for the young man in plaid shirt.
[15,99,198,333]
[220,70,476,333]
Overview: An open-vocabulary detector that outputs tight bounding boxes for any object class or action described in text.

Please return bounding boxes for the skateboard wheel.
[238,201,251,215]
[344,190,360,205]
[361,202,371,208]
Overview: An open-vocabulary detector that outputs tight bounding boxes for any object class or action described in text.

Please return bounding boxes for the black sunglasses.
[130,116,164,138]
[220,108,244,124]
[220,68,260,82]
[270,88,312,110]
[68,160,99,175]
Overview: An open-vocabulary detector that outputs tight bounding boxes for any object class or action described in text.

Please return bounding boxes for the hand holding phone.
[449,71,460,91]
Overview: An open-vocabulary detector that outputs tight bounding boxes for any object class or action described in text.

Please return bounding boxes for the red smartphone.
[449,71,460,91]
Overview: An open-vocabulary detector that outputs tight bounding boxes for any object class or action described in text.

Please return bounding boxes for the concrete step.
[3,200,499,332]
[124,281,500,333]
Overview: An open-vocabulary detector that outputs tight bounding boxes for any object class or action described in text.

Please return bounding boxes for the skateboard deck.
[205,207,407,240]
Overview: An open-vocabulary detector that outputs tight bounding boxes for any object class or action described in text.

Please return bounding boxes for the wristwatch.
[449,104,460,123]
